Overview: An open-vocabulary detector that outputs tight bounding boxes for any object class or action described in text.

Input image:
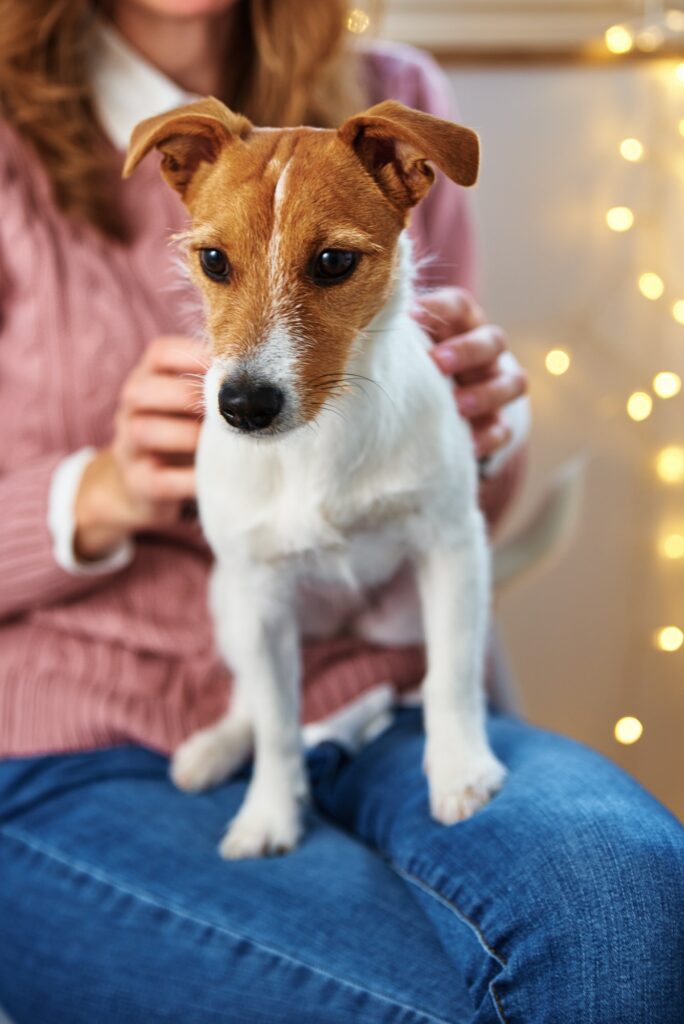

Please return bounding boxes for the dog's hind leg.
[170,711,253,793]
[416,511,506,824]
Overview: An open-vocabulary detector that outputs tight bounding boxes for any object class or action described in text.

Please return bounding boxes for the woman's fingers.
[128,458,197,504]
[431,324,506,375]
[457,366,528,420]
[122,373,203,416]
[416,287,485,342]
[470,414,512,458]
[143,335,210,376]
[124,414,202,455]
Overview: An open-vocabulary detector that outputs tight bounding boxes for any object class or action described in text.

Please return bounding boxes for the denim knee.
[492,802,684,1024]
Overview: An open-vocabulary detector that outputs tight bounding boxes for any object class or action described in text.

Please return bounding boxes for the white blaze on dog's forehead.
[273,157,291,208]
[268,156,293,305]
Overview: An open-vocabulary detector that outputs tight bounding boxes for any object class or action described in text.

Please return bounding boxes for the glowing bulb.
[614,716,643,745]
[666,9,684,31]
[656,446,684,483]
[679,119,684,137]
[614,716,643,749]
[619,138,644,162]
[346,8,370,33]
[605,25,634,54]
[606,206,634,232]
[676,62,684,81]
[653,371,682,399]
[636,26,664,51]
[545,349,571,376]
[638,272,665,300]
[659,533,684,559]
[655,625,684,652]
[626,392,653,421]
[672,300,684,323]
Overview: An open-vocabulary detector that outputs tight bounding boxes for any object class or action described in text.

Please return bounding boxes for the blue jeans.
[0,709,682,1024]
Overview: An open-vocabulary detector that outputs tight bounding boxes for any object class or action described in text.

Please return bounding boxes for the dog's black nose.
[218,382,284,432]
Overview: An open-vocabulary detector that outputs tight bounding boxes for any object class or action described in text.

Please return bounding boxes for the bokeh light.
[659,533,684,559]
[606,206,634,232]
[614,716,643,745]
[636,27,664,52]
[619,138,644,162]
[605,25,634,54]
[638,272,665,300]
[346,8,370,33]
[672,299,684,323]
[655,625,684,652]
[545,349,571,376]
[656,446,684,483]
[626,392,652,421]
[653,371,682,399]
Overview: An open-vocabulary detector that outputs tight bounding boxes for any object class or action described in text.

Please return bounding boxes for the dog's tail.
[493,455,587,591]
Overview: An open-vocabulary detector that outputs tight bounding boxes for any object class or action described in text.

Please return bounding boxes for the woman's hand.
[417,288,528,460]
[74,336,206,560]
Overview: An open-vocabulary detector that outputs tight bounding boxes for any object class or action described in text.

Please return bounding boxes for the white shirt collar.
[90,20,197,151]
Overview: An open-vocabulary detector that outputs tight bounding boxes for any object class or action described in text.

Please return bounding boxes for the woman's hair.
[0,0,365,240]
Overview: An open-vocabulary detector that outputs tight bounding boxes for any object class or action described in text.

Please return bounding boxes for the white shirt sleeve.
[47,447,135,577]
[479,351,531,480]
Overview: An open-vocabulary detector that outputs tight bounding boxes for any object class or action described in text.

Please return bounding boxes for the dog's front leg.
[217,562,308,860]
[417,513,506,824]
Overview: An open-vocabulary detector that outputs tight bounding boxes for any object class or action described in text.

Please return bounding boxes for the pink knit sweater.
[0,42,523,757]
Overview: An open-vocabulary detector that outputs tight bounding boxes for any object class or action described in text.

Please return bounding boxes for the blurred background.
[353,0,684,819]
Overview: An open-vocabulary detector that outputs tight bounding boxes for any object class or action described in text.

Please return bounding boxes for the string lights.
[655,624,684,651]
[614,715,644,744]
[606,4,684,56]
[656,445,684,483]
[619,137,645,161]
[638,271,665,300]
[606,205,635,231]
[346,8,371,34]
[659,532,684,558]
[546,4,684,749]
[627,391,653,420]
[544,348,571,375]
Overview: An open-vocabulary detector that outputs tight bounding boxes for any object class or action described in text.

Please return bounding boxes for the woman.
[0,2,681,1022]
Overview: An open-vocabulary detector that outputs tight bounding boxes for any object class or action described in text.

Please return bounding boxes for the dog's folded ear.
[338,100,479,212]
[122,97,252,198]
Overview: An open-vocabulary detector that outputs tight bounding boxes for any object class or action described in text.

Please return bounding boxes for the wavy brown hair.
[0,0,365,240]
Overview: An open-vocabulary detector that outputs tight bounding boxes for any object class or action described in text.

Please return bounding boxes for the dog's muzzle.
[218,380,284,433]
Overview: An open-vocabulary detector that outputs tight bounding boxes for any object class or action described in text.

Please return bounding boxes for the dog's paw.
[170,718,252,793]
[427,747,506,825]
[219,795,304,860]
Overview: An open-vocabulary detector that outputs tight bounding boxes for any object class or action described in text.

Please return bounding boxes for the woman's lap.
[312,710,684,1022]
[0,742,469,1024]
[0,710,682,1024]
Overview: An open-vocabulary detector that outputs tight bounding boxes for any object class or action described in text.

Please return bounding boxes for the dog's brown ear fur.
[338,100,479,213]
[123,97,252,198]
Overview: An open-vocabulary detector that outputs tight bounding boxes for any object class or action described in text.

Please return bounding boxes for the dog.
[124,96,506,859]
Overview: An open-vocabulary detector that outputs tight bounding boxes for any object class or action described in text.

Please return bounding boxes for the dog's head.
[124,96,478,437]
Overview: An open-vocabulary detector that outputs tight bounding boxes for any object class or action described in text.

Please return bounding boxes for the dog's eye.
[199,248,231,283]
[312,249,358,286]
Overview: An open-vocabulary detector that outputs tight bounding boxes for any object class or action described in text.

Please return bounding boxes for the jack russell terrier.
[124,96,506,859]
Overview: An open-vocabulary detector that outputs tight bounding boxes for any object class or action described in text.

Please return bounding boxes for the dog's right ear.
[123,97,252,199]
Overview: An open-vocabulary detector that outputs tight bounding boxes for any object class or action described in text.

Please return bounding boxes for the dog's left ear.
[338,100,479,213]
[123,96,252,199]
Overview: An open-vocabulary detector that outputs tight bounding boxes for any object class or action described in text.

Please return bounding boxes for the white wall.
[445,61,684,818]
